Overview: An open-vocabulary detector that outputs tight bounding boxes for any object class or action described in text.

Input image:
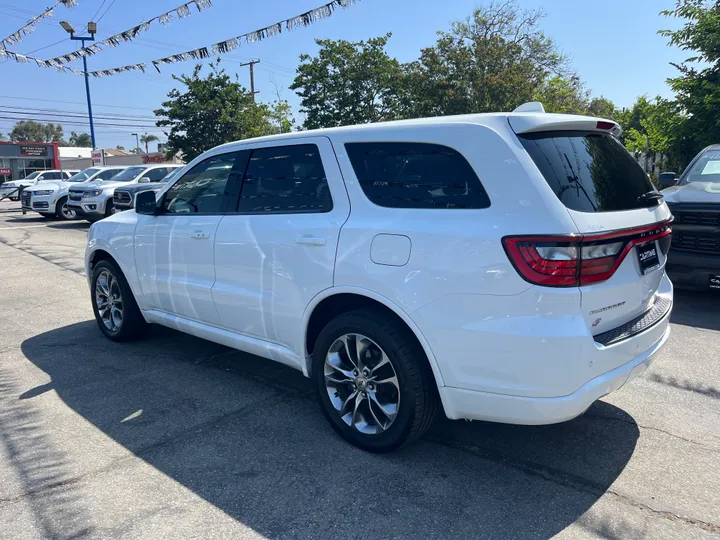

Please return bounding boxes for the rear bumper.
[440,323,670,424]
[666,249,720,290]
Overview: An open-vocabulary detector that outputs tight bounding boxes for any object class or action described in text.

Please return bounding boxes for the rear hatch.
[509,115,672,338]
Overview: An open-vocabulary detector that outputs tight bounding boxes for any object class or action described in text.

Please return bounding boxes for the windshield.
[519,132,656,212]
[67,168,99,182]
[682,149,720,184]
[107,166,148,182]
[24,172,41,180]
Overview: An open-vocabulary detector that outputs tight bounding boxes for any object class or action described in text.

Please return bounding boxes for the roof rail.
[513,102,545,113]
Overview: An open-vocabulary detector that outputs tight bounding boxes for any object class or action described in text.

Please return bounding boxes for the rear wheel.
[312,310,439,452]
[55,196,75,220]
[91,259,146,341]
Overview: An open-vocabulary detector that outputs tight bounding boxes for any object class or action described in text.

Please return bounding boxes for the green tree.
[587,96,618,119]
[291,34,403,129]
[9,120,65,143]
[400,2,572,118]
[116,145,125,150]
[68,131,92,147]
[659,0,720,165]
[535,76,590,114]
[155,62,283,162]
[140,133,159,153]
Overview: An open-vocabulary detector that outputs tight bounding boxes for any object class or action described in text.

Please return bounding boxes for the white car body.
[86,110,673,440]
[1,170,79,200]
[27,166,127,217]
[69,164,183,221]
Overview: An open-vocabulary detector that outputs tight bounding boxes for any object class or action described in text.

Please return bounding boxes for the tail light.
[502,221,672,287]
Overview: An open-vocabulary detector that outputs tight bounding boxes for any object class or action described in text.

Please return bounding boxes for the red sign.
[0,167,11,175]
[142,154,166,164]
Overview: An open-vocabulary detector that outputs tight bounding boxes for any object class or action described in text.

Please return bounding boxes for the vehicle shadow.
[17,322,640,539]
[671,289,720,331]
[46,221,91,230]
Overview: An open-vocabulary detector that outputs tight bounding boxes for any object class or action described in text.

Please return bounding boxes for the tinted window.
[682,148,720,184]
[237,144,332,213]
[345,142,490,209]
[42,172,63,180]
[162,153,237,214]
[110,166,148,182]
[96,169,124,181]
[519,132,655,212]
[144,167,171,182]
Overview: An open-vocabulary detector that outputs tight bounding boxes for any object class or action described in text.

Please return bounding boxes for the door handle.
[190,230,210,240]
[295,235,326,246]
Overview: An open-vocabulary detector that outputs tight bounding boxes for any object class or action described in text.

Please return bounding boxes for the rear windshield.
[519,132,655,212]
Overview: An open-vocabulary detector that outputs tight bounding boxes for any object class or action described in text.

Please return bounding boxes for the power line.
[90,0,109,22]
[0,94,156,112]
[0,105,157,120]
[0,115,157,128]
[96,0,118,23]
[0,109,157,123]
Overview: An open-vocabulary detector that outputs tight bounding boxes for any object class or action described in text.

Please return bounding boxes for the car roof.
[209,111,613,153]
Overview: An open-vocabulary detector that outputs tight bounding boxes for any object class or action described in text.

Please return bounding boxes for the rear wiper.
[637,191,664,206]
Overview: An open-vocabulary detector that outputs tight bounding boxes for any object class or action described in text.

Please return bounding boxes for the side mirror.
[138,176,151,184]
[135,190,159,215]
[658,172,678,188]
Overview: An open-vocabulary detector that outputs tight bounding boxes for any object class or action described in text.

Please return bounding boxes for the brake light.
[597,121,616,130]
[502,221,672,287]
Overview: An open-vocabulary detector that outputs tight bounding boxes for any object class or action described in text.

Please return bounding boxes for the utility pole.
[131,133,140,153]
[239,60,260,101]
[60,21,97,148]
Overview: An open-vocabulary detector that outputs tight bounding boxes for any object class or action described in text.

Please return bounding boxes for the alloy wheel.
[95,269,123,332]
[324,333,400,435]
[60,201,76,219]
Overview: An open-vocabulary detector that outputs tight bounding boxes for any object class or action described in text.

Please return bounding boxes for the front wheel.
[91,259,146,341]
[55,196,75,220]
[312,310,439,452]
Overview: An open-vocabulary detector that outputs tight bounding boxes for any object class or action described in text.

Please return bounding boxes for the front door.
[212,137,350,354]
[134,150,243,324]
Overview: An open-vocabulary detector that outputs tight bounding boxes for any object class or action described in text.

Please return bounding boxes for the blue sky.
[0,0,688,149]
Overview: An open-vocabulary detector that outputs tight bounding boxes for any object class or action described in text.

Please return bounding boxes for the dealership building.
[0,142,62,183]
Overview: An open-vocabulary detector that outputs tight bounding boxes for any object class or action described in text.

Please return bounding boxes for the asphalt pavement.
[0,200,718,539]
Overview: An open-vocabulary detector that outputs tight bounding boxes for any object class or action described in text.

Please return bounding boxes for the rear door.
[516,127,672,335]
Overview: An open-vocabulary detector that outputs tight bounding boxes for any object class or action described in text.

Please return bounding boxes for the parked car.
[68,164,183,222]
[85,105,673,452]
[659,144,720,290]
[112,167,185,212]
[1,170,79,201]
[26,166,127,220]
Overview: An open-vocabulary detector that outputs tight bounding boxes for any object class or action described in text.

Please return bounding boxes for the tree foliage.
[291,1,615,128]
[9,121,66,144]
[68,131,92,147]
[658,0,720,165]
[155,62,292,162]
[290,34,402,129]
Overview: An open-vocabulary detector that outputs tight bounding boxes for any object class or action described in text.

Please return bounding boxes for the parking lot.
[0,199,718,539]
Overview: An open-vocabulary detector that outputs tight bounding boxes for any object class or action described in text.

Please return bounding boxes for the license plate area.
[636,241,660,275]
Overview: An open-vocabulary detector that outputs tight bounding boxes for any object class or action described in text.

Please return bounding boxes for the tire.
[104,200,114,218]
[90,259,146,341]
[312,309,439,452]
[55,196,75,220]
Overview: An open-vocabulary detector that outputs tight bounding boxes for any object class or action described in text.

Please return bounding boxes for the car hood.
[662,181,720,205]
[2,180,26,188]
[73,180,132,191]
[115,183,164,194]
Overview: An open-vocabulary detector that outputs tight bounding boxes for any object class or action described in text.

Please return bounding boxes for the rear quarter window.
[518,132,655,212]
[345,142,490,209]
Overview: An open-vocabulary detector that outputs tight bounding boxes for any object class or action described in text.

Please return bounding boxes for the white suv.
[1,170,79,201]
[85,106,673,452]
[28,166,127,220]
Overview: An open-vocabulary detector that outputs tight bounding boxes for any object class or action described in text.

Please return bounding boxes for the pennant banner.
[2,0,359,79]
[44,0,213,65]
[0,0,78,50]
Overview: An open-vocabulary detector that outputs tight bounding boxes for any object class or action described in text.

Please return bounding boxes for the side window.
[145,168,169,182]
[237,144,333,213]
[96,169,120,181]
[44,172,62,180]
[345,142,491,209]
[162,153,238,214]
